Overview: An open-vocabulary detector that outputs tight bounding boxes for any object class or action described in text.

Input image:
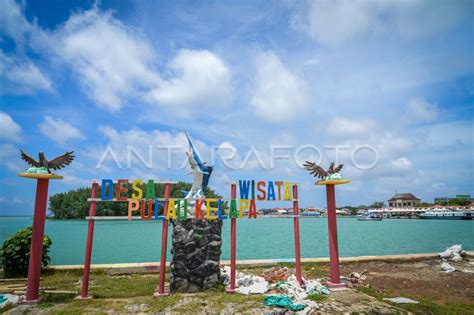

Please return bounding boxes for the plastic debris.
[441,262,456,273]
[438,244,465,262]
[221,266,270,294]
[263,295,305,311]
[349,270,367,285]
[0,294,20,309]
[305,278,330,295]
[236,275,268,294]
[263,267,292,283]
[384,297,419,304]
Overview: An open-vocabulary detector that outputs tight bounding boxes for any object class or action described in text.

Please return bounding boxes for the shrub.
[0,226,52,277]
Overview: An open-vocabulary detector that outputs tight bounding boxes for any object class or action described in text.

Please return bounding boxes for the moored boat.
[357,210,383,221]
[419,211,472,220]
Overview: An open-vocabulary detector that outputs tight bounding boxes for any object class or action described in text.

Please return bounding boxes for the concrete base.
[153,292,169,298]
[75,295,93,300]
[23,298,40,305]
[326,281,348,289]
[225,287,236,293]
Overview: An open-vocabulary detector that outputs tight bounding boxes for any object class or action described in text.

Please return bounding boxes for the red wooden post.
[292,184,303,284]
[325,184,346,287]
[226,182,237,293]
[25,179,50,303]
[154,183,171,297]
[79,182,98,299]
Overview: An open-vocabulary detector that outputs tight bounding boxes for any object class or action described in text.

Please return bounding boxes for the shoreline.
[48,251,474,271]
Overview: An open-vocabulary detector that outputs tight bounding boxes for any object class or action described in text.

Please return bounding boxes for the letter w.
[239,180,251,199]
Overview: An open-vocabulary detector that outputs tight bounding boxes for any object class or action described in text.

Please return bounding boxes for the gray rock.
[170,219,223,292]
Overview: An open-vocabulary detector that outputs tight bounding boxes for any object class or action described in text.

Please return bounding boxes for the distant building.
[434,195,473,203]
[388,193,420,208]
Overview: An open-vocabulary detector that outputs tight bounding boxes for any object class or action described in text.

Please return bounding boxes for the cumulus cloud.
[93,126,196,172]
[51,7,161,111]
[146,49,232,117]
[0,50,52,95]
[0,143,23,171]
[406,98,438,122]
[390,157,413,170]
[38,116,84,145]
[291,0,471,46]
[250,51,309,122]
[327,117,375,136]
[0,112,22,142]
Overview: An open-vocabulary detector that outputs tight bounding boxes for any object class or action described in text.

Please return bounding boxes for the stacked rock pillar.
[170,218,223,292]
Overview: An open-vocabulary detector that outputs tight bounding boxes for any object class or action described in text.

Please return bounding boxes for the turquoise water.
[1,217,472,265]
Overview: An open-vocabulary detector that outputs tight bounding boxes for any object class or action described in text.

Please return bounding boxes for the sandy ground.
[340,257,474,305]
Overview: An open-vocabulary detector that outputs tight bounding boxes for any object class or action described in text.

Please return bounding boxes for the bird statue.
[20,150,75,174]
[303,161,343,180]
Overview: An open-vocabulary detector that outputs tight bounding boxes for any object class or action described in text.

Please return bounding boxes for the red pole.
[25,179,49,303]
[292,184,302,284]
[226,183,237,293]
[154,183,171,297]
[80,182,98,299]
[325,184,345,287]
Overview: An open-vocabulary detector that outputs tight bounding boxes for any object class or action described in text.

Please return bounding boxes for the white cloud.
[53,7,161,111]
[390,157,413,170]
[38,116,84,145]
[0,111,22,142]
[291,0,470,46]
[146,49,232,117]
[327,117,375,136]
[0,0,34,45]
[0,50,52,95]
[250,51,309,122]
[0,143,23,171]
[406,98,438,122]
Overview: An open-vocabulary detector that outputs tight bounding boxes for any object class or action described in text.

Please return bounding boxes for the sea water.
[0,216,472,265]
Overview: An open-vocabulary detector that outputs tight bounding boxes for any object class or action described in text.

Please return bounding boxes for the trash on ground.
[348,270,367,285]
[383,297,419,304]
[263,295,305,311]
[438,244,466,262]
[262,267,292,283]
[441,262,456,273]
[221,266,269,294]
[0,294,21,309]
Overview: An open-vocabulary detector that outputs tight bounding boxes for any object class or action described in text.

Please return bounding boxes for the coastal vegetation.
[48,182,222,219]
[0,227,52,277]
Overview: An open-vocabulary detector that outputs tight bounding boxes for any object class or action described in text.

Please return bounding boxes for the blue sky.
[0,0,473,215]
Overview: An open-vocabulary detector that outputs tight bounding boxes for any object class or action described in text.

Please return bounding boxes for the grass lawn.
[2,261,473,314]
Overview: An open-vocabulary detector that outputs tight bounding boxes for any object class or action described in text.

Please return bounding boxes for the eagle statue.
[303,161,343,180]
[20,150,75,173]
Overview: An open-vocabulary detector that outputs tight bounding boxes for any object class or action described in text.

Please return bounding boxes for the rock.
[170,219,223,292]
[124,303,150,313]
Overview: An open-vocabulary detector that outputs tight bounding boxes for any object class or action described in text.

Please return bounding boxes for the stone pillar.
[170,219,223,292]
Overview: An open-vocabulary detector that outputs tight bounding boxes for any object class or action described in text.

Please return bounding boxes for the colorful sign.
[98,179,295,221]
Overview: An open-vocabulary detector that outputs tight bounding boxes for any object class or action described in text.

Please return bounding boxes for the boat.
[419,211,472,220]
[357,210,383,221]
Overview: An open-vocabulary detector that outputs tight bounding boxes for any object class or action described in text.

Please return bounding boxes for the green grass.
[307,293,327,302]
[89,274,159,298]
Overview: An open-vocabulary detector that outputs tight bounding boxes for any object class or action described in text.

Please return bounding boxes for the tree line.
[48,182,222,219]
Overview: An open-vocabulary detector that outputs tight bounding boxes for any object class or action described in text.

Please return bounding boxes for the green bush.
[0,226,52,277]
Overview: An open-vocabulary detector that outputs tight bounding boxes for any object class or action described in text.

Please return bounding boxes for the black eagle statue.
[20,150,75,173]
[303,161,343,180]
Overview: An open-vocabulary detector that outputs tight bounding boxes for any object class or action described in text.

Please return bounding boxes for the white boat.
[357,210,383,221]
[419,211,471,220]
